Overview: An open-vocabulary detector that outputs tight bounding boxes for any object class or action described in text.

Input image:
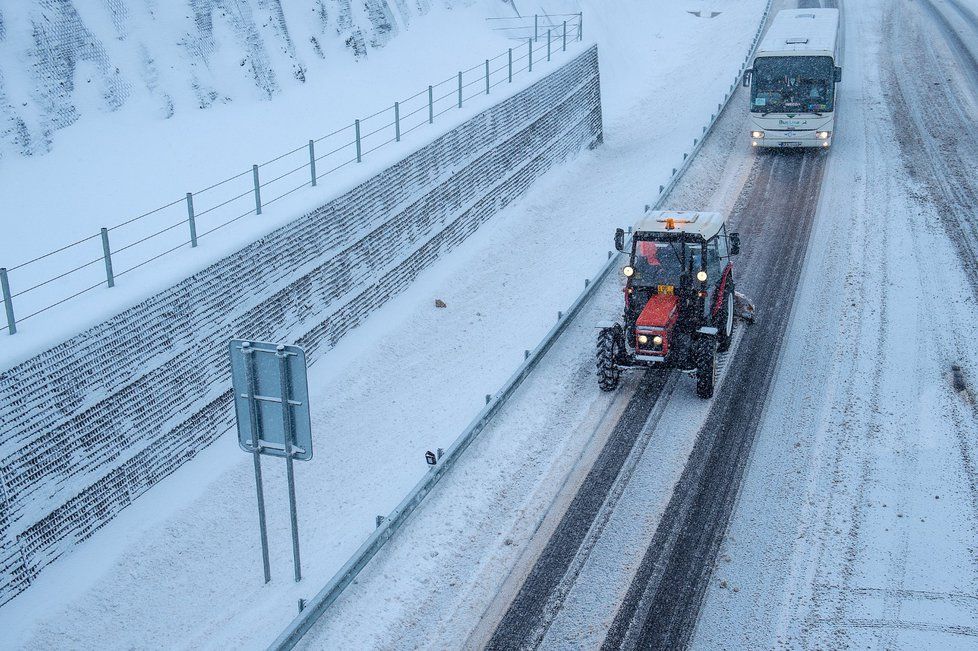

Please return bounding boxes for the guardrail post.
[428,85,433,124]
[186,192,198,247]
[508,48,513,82]
[0,268,15,335]
[253,165,262,215]
[355,120,362,162]
[100,228,115,288]
[534,14,539,41]
[547,29,551,61]
[563,21,568,51]
[528,38,533,72]
[485,59,490,94]
[579,12,583,40]
[457,71,462,108]
[394,102,401,142]
[309,140,317,186]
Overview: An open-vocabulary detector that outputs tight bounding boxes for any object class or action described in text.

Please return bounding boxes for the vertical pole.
[308,140,317,186]
[563,20,567,51]
[485,59,490,95]
[394,102,401,142]
[457,71,462,108]
[355,119,362,162]
[100,228,114,288]
[252,165,262,215]
[547,29,551,62]
[428,85,433,124]
[579,12,583,41]
[0,268,15,335]
[534,14,538,41]
[508,48,513,83]
[529,38,533,72]
[277,347,302,583]
[243,343,272,584]
[186,192,198,248]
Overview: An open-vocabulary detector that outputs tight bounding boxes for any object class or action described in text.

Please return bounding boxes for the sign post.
[230,339,313,584]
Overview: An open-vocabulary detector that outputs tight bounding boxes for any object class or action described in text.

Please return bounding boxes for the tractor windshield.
[630,240,685,287]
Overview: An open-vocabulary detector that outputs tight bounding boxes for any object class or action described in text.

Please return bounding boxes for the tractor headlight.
[696,270,708,282]
[751,131,764,138]
[623,266,634,277]
[637,334,648,344]
[816,131,830,139]
[653,335,663,346]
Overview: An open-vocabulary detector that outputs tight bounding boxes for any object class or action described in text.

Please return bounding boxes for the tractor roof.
[633,210,725,240]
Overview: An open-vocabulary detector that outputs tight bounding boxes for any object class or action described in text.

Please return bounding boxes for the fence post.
[428,85,433,124]
[252,165,262,215]
[100,228,115,288]
[355,119,362,162]
[529,38,533,72]
[308,140,317,186]
[0,268,15,335]
[547,29,551,62]
[457,71,462,108]
[394,102,401,142]
[186,192,198,247]
[534,14,538,41]
[485,59,490,95]
[508,48,513,82]
[579,12,583,41]
[563,20,567,51]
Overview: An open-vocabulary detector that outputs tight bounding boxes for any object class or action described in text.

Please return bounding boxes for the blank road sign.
[230,339,313,460]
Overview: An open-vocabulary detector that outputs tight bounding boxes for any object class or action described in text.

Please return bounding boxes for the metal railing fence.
[0,13,583,339]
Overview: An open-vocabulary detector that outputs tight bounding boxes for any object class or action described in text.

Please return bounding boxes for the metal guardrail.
[268,3,774,646]
[0,16,584,339]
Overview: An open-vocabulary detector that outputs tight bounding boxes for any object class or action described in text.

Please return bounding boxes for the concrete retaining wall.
[0,44,602,606]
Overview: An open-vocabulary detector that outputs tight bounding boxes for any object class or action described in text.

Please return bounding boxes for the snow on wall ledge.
[0,45,602,607]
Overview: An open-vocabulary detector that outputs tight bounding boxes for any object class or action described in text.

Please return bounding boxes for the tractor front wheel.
[596,327,622,392]
[695,336,717,399]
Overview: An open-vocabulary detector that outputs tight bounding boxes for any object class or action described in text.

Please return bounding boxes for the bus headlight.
[816,131,831,139]
[751,131,764,139]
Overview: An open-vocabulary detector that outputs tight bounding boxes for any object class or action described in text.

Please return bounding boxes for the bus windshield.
[751,55,834,114]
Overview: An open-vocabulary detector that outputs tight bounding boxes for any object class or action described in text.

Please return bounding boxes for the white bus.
[743,9,842,149]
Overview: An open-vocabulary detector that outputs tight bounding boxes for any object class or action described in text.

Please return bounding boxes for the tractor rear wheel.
[695,336,717,399]
[596,327,621,392]
[717,286,735,353]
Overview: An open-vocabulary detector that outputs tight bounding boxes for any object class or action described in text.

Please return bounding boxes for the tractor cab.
[597,211,741,398]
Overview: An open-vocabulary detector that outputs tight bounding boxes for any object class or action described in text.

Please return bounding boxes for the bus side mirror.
[614,228,625,252]
[742,69,752,87]
[730,232,741,255]
[834,66,842,83]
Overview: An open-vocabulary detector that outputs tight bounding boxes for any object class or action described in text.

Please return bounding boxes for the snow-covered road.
[693,0,978,647]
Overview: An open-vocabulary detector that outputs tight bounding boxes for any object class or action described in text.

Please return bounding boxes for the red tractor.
[596,211,741,398]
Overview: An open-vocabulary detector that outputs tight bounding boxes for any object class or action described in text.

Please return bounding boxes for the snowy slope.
[0,0,442,159]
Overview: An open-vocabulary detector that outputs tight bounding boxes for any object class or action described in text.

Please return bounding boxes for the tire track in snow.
[604,149,826,650]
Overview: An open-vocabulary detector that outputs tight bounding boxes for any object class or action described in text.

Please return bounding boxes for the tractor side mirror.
[729,232,741,255]
[742,69,752,87]
[614,228,625,252]
[834,66,842,83]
